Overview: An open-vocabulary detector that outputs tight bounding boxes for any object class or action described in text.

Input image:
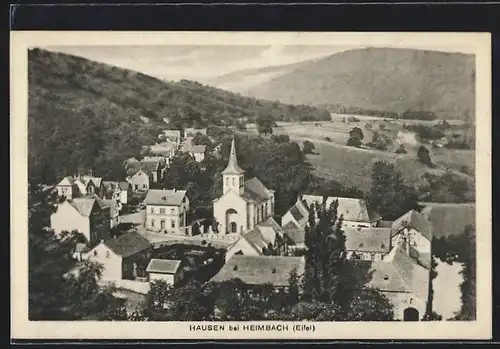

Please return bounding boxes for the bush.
[417,146,432,166]
[395,144,407,154]
[302,140,315,154]
[325,137,332,142]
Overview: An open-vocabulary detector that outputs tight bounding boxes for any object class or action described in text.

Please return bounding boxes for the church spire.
[222,138,245,175]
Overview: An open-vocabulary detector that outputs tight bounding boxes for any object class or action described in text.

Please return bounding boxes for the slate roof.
[238,217,285,255]
[99,199,120,217]
[345,244,430,301]
[302,195,381,223]
[103,231,152,258]
[420,203,475,238]
[392,210,433,241]
[344,227,392,253]
[144,189,187,206]
[181,144,206,154]
[241,177,273,203]
[146,259,182,274]
[210,255,306,287]
[81,176,103,188]
[282,221,306,245]
[67,197,97,217]
[126,160,160,177]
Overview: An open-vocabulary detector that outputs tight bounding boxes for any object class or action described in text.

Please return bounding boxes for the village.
[44,124,475,322]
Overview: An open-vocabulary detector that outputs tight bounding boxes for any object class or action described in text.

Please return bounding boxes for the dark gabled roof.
[344,227,392,253]
[144,189,187,206]
[104,231,152,258]
[392,210,433,241]
[241,177,273,203]
[210,255,306,287]
[146,259,182,274]
[282,221,306,245]
[302,195,381,222]
[289,205,304,222]
[420,203,475,238]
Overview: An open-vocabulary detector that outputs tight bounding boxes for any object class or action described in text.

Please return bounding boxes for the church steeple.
[222,138,245,195]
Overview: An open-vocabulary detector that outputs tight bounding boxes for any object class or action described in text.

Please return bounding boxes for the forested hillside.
[28,48,330,184]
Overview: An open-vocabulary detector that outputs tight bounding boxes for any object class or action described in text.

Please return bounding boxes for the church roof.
[222,138,245,175]
[241,177,273,203]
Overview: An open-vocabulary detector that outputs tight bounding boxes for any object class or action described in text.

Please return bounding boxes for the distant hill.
[217,47,476,120]
[28,48,330,184]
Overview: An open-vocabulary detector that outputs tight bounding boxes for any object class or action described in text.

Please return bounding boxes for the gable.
[215,188,247,206]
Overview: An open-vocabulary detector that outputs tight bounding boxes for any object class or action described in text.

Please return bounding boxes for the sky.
[46,44,475,84]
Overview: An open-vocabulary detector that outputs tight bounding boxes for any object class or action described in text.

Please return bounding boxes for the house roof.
[150,142,177,152]
[74,243,90,254]
[344,227,392,253]
[239,217,285,255]
[81,176,103,188]
[126,160,160,177]
[241,177,273,203]
[142,156,166,163]
[162,130,181,139]
[67,197,97,217]
[181,144,206,154]
[420,203,475,238]
[103,231,152,258]
[99,198,120,217]
[282,221,306,245]
[146,259,182,274]
[302,195,381,223]
[222,138,245,175]
[57,176,75,186]
[144,189,187,206]
[210,255,306,287]
[392,210,433,241]
[345,245,430,301]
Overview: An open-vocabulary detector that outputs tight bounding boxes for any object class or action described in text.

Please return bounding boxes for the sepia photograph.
[11,31,491,340]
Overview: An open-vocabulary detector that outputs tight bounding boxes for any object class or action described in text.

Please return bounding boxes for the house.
[102,181,122,201]
[210,255,306,291]
[392,210,433,269]
[281,196,310,230]
[148,142,178,165]
[146,259,184,286]
[72,243,90,261]
[123,157,139,167]
[56,174,105,199]
[144,189,190,235]
[224,217,287,262]
[125,159,163,191]
[345,243,430,321]
[180,144,206,162]
[50,196,110,247]
[118,181,133,204]
[213,139,276,235]
[185,127,207,137]
[419,202,475,238]
[344,227,392,261]
[300,194,382,229]
[282,221,306,253]
[84,231,153,281]
[99,198,121,229]
[159,130,182,146]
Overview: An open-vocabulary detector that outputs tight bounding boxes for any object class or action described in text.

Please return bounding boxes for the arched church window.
[225,177,229,186]
[232,177,235,186]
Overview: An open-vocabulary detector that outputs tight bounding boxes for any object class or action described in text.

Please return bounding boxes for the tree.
[417,145,432,166]
[368,160,419,220]
[347,127,364,147]
[28,185,126,320]
[192,132,212,148]
[343,289,394,321]
[370,131,393,151]
[256,115,274,135]
[302,140,315,154]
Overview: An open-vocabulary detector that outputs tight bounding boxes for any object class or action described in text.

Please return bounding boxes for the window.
[171,220,176,228]
[150,207,154,214]
[383,274,389,280]
[106,251,110,258]
[135,185,138,190]
[230,222,237,233]
[170,208,175,214]
[94,250,97,257]
[225,177,229,186]
[232,177,235,186]
[151,219,155,227]
[371,253,376,261]
[143,184,147,189]
[160,220,165,229]
[160,208,165,214]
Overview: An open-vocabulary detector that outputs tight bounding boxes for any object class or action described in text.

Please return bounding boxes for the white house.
[344,227,392,262]
[180,144,206,162]
[146,259,184,286]
[391,210,433,269]
[213,138,275,235]
[144,189,190,235]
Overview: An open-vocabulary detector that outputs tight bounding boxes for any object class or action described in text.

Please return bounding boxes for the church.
[213,139,276,235]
